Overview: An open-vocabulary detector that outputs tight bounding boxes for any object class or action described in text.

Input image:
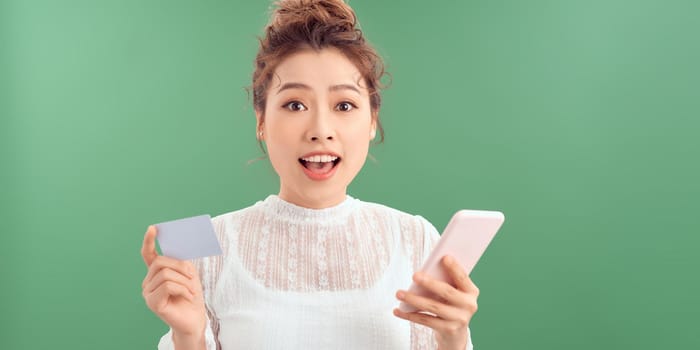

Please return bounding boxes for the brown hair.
[252,0,387,142]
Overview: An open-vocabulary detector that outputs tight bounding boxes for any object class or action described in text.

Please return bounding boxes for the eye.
[335,101,356,112]
[283,101,307,112]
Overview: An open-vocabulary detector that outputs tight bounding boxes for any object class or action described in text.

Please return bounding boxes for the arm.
[145,220,227,350]
[158,315,219,350]
[399,217,477,350]
[172,330,206,350]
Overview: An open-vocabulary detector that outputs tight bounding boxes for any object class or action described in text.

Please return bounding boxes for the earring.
[258,131,264,139]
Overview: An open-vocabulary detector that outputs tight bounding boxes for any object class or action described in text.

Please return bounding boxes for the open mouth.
[298,155,341,175]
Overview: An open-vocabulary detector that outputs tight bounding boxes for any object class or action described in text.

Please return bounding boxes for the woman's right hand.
[141,225,207,338]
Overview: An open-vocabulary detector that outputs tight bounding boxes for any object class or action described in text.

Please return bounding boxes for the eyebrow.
[276,82,361,95]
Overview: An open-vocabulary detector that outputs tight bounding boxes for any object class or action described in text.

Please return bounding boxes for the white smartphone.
[398,209,505,313]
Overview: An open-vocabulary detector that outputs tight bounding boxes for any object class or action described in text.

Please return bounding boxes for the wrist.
[436,328,469,350]
[172,327,206,350]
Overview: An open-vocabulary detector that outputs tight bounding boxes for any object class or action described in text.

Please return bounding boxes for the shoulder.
[356,199,440,266]
[204,200,269,259]
[194,201,265,292]
[210,199,267,228]
[355,198,438,237]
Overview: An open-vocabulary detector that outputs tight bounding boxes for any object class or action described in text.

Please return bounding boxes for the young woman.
[141,1,479,349]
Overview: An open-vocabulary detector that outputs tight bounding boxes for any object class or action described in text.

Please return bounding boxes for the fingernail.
[414,273,424,282]
[396,291,405,300]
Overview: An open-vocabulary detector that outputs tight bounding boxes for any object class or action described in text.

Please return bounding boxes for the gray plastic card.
[155,214,222,260]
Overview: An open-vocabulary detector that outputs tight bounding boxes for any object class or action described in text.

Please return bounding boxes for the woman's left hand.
[393,255,479,350]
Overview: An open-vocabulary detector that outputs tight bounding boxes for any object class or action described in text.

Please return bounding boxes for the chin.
[289,181,350,208]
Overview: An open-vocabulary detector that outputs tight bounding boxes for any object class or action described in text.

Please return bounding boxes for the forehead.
[272,48,366,91]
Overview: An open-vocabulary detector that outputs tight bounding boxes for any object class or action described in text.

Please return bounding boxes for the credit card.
[155,214,222,260]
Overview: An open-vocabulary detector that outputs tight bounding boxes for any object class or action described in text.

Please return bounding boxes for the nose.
[310,134,333,141]
[306,109,335,142]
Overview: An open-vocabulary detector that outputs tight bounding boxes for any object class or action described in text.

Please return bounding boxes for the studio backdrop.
[1,0,698,349]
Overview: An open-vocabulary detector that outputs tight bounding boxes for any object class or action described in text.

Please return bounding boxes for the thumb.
[141,225,159,266]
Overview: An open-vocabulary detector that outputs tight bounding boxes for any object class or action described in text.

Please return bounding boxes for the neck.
[278,188,347,209]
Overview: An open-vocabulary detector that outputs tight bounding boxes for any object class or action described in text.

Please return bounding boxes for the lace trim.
[255,222,271,282]
[287,222,298,290]
[260,194,359,224]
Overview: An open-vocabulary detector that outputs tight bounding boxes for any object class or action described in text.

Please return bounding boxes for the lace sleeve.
[408,216,440,350]
[409,216,474,350]
[157,215,228,350]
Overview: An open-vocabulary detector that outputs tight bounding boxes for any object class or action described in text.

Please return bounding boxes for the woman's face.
[257,47,377,209]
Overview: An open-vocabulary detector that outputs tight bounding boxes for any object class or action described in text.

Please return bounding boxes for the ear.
[369,118,377,140]
[255,109,265,140]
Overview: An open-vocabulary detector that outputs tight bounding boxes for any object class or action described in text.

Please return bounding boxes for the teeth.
[301,155,338,163]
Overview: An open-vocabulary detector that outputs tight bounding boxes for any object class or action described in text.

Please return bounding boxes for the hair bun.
[270,0,358,35]
[253,0,386,142]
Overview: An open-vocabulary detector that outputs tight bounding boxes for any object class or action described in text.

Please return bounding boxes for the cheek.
[343,131,372,164]
[264,130,296,172]
[265,147,285,175]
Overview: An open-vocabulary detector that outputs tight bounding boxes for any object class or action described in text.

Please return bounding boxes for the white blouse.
[157,195,474,349]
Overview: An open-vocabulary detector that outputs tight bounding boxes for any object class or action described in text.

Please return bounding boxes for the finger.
[141,225,158,266]
[143,256,195,287]
[396,290,464,321]
[143,267,197,295]
[412,272,469,308]
[143,256,194,288]
[144,281,194,312]
[393,307,450,330]
[442,255,478,294]
[395,307,470,347]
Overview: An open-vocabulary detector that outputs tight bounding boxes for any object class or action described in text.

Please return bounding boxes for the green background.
[2,0,698,348]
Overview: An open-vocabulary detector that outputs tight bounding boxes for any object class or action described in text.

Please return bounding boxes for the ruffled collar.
[259,194,359,223]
